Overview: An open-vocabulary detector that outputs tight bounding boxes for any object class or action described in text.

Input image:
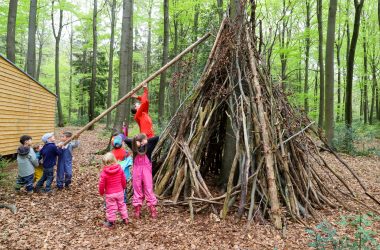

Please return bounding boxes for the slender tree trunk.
[106,0,116,128]
[26,0,37,77]
[324,0,337,145]
[217,0,223,23]
[336,19,344,122]
[52,0,64,127]
[158,0,169,127]
[345,0,365,130]
[146,0,153,78]
[69,17,73,124]
[36,21,45,81]
[370,59,377,124]
[317,0,325,128]
[304,0,311,114]
[250,0,256,38]
[114,0,133,131]
[6,0,18,63]
[88,0,98,130]
[362,32,368,124]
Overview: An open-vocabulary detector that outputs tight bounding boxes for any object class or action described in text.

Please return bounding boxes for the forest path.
[0,126,379,249]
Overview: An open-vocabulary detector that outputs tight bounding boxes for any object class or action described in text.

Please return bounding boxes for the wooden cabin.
[0,54,56,156]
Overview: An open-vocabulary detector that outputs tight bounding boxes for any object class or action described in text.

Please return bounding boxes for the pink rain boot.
[134,205,141,219]
[149,206,158,219]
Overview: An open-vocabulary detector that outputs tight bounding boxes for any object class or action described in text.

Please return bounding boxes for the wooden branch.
[64,32,211,146]
[277,121,315,148]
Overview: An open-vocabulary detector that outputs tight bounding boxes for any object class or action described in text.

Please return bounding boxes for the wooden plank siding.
[0,55,56,156]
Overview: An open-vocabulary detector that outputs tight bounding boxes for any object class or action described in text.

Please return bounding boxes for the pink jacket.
[98,164,126,195]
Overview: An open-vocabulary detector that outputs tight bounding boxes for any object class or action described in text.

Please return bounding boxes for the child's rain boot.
[134,205,141,219]
[123,219,129,225]
[149,205,158,219]
[103,221,114,229]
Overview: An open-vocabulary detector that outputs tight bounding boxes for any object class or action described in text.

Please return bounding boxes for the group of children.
[16,131,78,194]
[15,84,158,229]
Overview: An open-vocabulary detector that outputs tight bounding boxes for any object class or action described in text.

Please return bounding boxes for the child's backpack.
[119,156,132,181]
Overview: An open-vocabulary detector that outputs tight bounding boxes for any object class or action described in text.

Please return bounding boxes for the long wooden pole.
[64,32,211,145]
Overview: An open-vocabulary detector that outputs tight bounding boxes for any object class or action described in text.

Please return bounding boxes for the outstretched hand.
[131,93,138,99]
[142,82,148,88]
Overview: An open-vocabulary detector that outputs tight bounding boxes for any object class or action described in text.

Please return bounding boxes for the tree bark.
[106,0,117,128]
[6,0,18,63]
[369,57,377,124]
[114,0,133,131]
[362,32,368,124]
[52,0,64,127]
[88,0,98,130]
[304,0,311,114]
[324,0,337,146]
[158,0,169,127]
[336,19,344,122]
[146,0,153,78]
[36,20,46,81]
[217,0,223,23]
[317,0,325,128]
[69,16,73,123]
[26,0,37,77]
[345,0,365,130]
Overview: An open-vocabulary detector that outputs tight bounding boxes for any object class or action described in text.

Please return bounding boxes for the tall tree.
[51,0,64,127]
[114,0,133,131]
[36,19,47,81]
[362,29,369,124]
[345,0,365,130]
[158,0,169,127]
[89,0,98,130]
[324,0,338,146]
[335,18,345,122]
[146,0,153,77]
[26,0,37,77]
[6,0,18,63]
[69,16,73,123]
[317,0,325,128]
[304,0,311,114]
[106,0,117,128]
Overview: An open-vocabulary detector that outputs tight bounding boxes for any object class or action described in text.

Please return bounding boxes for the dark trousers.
[15,174,34,192]
[35,168,54,191]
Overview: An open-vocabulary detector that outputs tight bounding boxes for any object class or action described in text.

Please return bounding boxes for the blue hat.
[112,135,123,148]
[42,132,54,143]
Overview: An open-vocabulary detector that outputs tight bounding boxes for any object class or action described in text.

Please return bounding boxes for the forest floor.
[1,126,380,249]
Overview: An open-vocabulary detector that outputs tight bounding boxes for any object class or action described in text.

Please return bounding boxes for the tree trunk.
[52,0,64,127]
[336,20,344,122]
[6,0,18,63]
[146,0,153,78]
[362,33,368,124]
[317,0,325,128]
[69,17,73,124]
[370,58,377,124]
[36,20,46,81]
[106,0,117,128]
[324,0,337,146]
[89,0,97,130]
[158,0,169,127]
[26,0,37,77]
[304,0,310,114]
[217,0,223,23]
[345,0,365,131]
[114,0,133,131]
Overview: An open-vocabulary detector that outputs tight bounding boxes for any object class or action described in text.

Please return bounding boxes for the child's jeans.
[15,174,34,192]
[35,168,54,192]
[105,191,128,222]
[56,163,72,188]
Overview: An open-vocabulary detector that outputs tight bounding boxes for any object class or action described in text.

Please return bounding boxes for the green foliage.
[307,213,380,249]
[0,157,11,183]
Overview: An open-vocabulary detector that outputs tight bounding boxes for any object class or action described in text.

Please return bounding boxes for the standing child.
[32,144,43,183]
[57,131,79,190]
[15,135,39,193]
[99,153,129,228]
[131,133,158,219]
[35,132,62,193]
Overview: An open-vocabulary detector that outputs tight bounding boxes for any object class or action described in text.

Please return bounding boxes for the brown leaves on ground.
[1,126,379,249]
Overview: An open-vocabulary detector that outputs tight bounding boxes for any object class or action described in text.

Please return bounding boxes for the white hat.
[42,132,54,143]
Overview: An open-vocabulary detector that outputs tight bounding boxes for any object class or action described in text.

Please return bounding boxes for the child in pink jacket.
[98,152,129,228]
[131,133,158,219]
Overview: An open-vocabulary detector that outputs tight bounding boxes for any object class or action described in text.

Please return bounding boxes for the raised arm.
[136,87,149,115]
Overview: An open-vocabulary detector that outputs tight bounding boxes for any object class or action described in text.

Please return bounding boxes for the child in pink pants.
[131,133,158,219]
[98,153,129,228]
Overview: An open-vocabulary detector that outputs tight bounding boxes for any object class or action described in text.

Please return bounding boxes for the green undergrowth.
[307,213,380,249]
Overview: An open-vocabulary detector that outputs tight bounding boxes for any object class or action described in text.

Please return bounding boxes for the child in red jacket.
[98,152,129,228]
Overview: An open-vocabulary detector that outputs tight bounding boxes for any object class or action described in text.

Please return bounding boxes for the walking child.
[15,135,39,193]
[57,131,79,190]
[35,132,62,193]
[131,133,158,219]
[99,152,129,228]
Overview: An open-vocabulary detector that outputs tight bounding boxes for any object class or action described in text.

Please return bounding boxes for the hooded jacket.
[17,146,38,177]
[98,164,126,195]
[41,142,62,169]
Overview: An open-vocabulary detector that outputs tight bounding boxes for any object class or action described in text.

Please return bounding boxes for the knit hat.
[42,132,54,143]
[112,135,123,149]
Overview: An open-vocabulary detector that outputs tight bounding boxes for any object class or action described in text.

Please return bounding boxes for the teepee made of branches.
[152,18,378,229]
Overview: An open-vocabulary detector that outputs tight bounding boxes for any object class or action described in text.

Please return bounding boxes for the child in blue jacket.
[35,132,62,193]
[57,131,79,190]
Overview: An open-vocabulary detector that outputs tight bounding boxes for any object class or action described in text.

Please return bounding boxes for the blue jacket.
[57,141,79,169]
[41,142,62,169]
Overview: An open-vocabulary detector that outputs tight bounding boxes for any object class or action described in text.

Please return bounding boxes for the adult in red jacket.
[131,84,155,138]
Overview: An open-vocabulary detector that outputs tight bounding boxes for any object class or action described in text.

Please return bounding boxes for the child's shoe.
[103,221,114,229]
[149,205,158,219]
[123,219,129,225]
[134,205,141,219]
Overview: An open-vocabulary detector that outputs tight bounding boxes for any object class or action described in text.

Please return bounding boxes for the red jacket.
[134,88,154,138]
[98,164,126,195]
[112,148,129,161]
